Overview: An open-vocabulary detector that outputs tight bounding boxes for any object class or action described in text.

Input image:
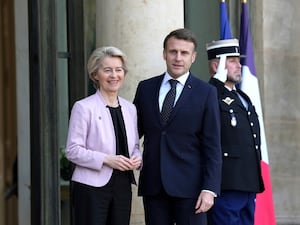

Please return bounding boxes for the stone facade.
[262,1,300,224]
[1,0,300,225]
[96,1,300,224]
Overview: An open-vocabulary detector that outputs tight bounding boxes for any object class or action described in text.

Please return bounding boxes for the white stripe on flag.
[240,65,269,164]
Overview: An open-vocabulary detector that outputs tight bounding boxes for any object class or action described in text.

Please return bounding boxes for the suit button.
[248,111,251,116]
[224,153,229,157]
[255,145,259,150]
[253,134,257,138]
[250,122,254,126]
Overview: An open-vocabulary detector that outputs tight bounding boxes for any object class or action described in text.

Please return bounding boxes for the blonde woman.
[66,46,142,225]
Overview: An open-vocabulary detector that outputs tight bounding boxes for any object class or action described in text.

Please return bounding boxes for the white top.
[158,71,189,111]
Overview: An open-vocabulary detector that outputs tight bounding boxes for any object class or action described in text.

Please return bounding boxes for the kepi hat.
[206,39,240,60]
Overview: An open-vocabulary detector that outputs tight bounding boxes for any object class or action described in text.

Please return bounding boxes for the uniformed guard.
[206,39,265,225]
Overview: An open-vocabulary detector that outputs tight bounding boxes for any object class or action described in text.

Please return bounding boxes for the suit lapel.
[154,75,165,124]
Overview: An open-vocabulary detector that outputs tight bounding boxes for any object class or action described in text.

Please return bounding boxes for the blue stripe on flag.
[220,1,232,39]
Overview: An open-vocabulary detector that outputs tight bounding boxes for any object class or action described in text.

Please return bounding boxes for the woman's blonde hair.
[87,46,128,89]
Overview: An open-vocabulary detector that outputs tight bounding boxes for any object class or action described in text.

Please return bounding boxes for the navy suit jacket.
[134,73,222,198]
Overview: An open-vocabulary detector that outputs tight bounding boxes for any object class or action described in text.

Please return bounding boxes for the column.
[96,0,184,101]
[95,1,184,224]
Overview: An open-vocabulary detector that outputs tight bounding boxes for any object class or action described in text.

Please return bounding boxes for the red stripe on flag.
[254,161,276,225]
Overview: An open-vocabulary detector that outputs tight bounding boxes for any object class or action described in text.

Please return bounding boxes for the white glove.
[213,55,227,83]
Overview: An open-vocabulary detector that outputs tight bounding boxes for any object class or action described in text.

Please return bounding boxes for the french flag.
[239,1,276,225]
[220,0,232,39]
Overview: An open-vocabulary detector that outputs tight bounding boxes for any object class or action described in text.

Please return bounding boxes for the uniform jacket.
[66,90,141,187]
[134,73,222,198]
[209,77,265,193]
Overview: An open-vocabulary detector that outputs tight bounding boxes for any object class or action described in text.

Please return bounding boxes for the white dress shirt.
[158,71,189,111]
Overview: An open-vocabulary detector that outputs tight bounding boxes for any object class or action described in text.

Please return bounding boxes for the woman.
[66,46,142,225]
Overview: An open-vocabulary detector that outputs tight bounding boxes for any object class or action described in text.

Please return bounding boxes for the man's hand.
[195,191,215,214]
[213,54,227,83]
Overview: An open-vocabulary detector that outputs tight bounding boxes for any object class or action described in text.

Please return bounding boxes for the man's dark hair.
[163,28,198,50]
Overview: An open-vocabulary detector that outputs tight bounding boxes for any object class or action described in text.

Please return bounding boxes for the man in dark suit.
[133,28,222,225]
[206,39,265,225]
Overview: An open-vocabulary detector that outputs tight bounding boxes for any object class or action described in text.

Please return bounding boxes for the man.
[206,39,265,225]
[133,28,222,225]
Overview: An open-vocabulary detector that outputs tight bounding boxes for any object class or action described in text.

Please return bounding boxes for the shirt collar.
[162,71,189,86]
[225,84,237,92]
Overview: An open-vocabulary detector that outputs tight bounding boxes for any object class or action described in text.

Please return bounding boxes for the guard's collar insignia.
[222,97,235,105]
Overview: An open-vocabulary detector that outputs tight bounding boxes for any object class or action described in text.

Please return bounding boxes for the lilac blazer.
[66,90,141,187]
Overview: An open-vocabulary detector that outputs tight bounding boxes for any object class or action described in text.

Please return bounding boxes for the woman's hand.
[130,155,142,170]
[104,155,135,171]
[104,155,142,171]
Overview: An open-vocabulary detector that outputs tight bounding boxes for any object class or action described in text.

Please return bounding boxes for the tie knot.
[231,90,238,95]
[169,79,178,88]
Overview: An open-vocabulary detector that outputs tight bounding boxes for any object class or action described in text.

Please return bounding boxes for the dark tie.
[161,79,178,124]
[231,90,239,97]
